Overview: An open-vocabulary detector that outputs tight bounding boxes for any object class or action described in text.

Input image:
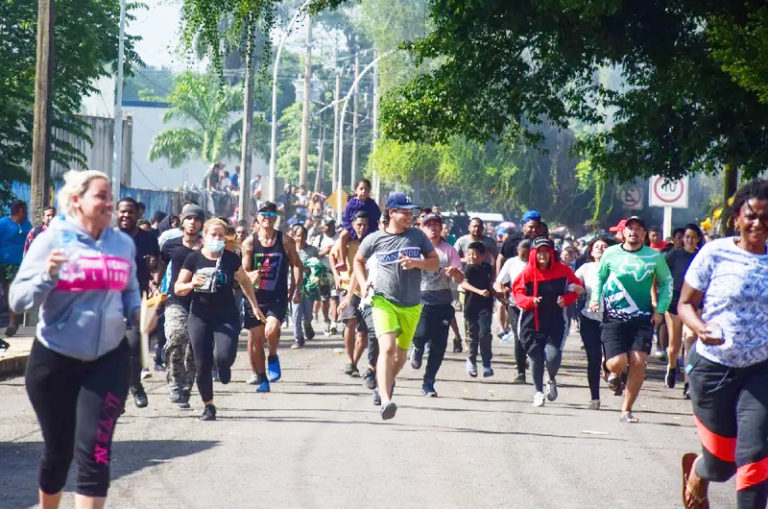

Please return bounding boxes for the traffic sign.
[649,176,688,209]
[617,184,643,210]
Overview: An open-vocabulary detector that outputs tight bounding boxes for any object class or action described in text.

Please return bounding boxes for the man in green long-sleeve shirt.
[589,216,673,423]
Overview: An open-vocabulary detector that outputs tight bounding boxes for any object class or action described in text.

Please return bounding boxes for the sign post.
[649,176,689,238]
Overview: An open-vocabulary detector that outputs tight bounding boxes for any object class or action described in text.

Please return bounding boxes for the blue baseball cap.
[522,209,542,224]
[386,192,420,210]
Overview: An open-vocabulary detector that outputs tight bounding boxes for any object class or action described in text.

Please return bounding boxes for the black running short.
[243,299,288,329]
[601,317,654,359]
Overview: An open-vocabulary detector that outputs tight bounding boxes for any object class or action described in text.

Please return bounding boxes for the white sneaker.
[533,391,545,407]
[141,368,152,380]
[589,399,601,410]
[246,374,259,385]
[324,322,332,336]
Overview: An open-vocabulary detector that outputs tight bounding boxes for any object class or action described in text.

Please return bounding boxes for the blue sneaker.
[267,356,281,382]
[256,380,271,393]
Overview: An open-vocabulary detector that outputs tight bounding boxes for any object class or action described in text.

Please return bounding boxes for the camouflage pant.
[164,303,196,390]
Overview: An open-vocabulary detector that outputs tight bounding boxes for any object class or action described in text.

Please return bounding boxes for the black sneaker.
[422,380,438,397]
[683,382,691,400]
[362,369,377,390]
[511,373,526,385]
[199,404,216,421]
[452,340,463,353]
[372,388,381,406]
[350,365,360,377]
[410,347,424,369]
[304,321,315,341]
[178,389,191,409]
[133,386,148,408]
[665,365,677,389]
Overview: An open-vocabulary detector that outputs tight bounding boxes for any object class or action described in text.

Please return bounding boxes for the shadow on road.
[0,439,218,508]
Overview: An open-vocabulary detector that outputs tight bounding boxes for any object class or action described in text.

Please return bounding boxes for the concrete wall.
[123,102,268,191]
[50,115,131,186]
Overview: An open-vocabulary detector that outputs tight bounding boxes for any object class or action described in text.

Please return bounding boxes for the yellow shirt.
[331,240,360,295]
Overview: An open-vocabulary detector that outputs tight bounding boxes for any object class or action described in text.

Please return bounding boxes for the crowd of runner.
[3,172,768,508]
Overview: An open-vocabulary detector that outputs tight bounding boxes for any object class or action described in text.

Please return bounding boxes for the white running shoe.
[589,399,601,410]
[533,391,545,407]
[141,368,152,380]
[246,374,259,385]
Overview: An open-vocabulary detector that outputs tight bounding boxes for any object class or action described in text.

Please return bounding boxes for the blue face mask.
[207,239,225,253]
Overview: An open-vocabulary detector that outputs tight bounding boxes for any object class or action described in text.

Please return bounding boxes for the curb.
[0,353,28,380]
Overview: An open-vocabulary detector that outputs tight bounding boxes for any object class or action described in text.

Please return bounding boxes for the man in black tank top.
[241,201,304,392]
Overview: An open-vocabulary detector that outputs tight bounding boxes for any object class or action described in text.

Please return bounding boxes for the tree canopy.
[370,1,768,184]
[0,0,139,207]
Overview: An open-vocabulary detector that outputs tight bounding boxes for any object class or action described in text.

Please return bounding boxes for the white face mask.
[206,239,225,253]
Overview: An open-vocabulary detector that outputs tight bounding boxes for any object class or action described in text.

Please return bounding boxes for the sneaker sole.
[380,402,397,420]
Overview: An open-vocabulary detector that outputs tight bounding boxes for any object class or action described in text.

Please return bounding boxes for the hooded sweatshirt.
[9,216,141,361]
[513,244,580,346]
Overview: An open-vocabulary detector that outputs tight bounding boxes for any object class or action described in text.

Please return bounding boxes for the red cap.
[609,219,626,232]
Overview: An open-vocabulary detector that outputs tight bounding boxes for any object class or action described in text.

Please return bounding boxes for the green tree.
[149,72,268,167]
[0,0,140,206]
[371,1,768,188]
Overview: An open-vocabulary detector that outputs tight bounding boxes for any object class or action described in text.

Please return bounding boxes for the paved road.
[0,321,735,508]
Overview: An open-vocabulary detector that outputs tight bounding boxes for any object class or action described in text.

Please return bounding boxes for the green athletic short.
[371,295,422,350]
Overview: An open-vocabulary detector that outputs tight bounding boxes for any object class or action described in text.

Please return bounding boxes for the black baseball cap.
[259,201,278,213]
[624,216,647,229]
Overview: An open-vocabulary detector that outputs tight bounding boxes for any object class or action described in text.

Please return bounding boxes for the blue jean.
[292,295,314,342]
[528,343,563,393]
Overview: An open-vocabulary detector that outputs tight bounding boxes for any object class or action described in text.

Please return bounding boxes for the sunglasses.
[259,211,277,218]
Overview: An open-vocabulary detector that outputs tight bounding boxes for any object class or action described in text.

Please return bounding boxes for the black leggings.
[186,313,239,402]
[689,350,768,509]
[579,315,602,401]
[25,340,129,497]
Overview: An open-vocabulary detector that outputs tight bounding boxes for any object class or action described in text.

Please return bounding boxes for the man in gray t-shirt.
[358,228,434,307]
[454,217,499,268]
[353,193,439,420]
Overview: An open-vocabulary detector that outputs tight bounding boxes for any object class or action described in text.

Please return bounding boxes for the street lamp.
[335,49,396,222]
[267,0,312,202]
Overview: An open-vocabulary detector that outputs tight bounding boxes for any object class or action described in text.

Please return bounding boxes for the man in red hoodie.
[513,237,583,407]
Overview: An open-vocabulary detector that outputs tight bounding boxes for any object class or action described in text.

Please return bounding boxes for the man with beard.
[160,204,205,408]
[116,198,160,408]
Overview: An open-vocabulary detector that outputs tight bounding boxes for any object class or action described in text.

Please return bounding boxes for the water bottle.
[500,330,515,343]
[57,229,80,281]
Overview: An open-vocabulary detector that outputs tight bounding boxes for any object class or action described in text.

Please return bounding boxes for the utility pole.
[331,73,340,192]
[239,13,256,222]
[30,0,54,220]
[371,55,380,204]
[350,51,359,186]
[314,125,325,193]
[112,0,126,204]
[298,17,312,188]
[268,0,311,201]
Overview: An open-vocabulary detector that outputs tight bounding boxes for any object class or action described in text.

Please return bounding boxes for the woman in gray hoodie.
[10,170,140,509]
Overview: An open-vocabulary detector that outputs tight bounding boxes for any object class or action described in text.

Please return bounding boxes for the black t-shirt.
[464,262,494,315]
[182,249,241,321]
[162,237,197,308]
[126,228,159,294]
[666,248,698,302]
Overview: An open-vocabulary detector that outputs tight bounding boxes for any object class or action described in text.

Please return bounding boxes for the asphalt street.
[0,320,736,508]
